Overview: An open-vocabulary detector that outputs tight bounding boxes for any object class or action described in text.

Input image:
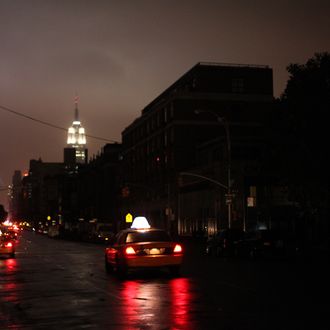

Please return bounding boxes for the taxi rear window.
[126,230,171,243]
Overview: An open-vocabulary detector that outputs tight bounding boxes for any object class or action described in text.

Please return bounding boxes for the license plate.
[149,248,160,255]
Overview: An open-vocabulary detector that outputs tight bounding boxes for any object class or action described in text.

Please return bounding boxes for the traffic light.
[121,186,130,198]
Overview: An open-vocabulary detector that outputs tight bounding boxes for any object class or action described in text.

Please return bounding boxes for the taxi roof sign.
[131,216,151,229]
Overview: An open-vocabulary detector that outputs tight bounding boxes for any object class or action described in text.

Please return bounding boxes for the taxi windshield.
[126,230,171,243]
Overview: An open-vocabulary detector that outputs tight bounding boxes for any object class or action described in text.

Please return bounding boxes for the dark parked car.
[236,229,285,259]
[205,228,245,257]
[0,236,15,258]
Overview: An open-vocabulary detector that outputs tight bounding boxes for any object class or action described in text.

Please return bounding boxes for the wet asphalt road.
[0,230,328,329]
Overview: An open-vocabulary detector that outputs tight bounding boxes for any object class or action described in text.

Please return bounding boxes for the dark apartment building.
[121,62,274,235]
[77,143,122,231]
[21,159,65,229]
[9,170,23,220]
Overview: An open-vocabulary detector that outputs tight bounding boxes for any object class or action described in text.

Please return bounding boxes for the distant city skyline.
[1,0,329,207]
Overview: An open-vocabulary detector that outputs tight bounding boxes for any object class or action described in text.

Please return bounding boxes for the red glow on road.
[117,276,193,328]
[2,259,19,303]
[121,281,139,325]
[170,278,192,328]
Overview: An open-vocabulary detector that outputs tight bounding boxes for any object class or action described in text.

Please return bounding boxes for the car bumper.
[125,254,183,268]
[0,248,15,254]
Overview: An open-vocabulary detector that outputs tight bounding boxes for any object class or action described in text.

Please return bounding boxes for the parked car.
[95,224,114,243]
[0,236,15,258]
[236,229,285,259]
[205,228,245,257]
[1,226,19,241]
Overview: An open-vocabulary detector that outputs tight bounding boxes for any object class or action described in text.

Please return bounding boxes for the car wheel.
[117,265,128,278]
[249,249,256,260]
[104,256,113,273]
[115,257,128,278]
[168,265,180,277]
[216,246,223,257]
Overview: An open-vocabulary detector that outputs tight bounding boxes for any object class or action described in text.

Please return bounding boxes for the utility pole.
[195,110,232,228]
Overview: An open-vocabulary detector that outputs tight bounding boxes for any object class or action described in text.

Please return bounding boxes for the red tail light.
[223,239,228,248]
[173,244,182,253]
[125,246,136,255]
[5,242,13,248]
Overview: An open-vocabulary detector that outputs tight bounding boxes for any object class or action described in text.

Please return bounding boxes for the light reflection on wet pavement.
[0,232,206,329]
[1,231,328,329]
[110,277,196,329]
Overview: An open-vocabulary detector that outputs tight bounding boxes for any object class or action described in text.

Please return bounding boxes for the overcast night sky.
[0,0,329,207]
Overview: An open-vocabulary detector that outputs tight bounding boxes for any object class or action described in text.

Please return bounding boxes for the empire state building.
[64,97,88,168]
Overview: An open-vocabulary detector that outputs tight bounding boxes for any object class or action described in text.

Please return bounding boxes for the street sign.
[225,197,232,205]
[225,193,233,205]
[125,213,133,223]
[122,186,130,197]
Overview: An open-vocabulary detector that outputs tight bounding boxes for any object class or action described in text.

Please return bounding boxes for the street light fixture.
[195,109,232,229]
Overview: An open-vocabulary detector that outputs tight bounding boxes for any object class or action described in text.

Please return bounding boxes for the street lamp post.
[195,110,232,229]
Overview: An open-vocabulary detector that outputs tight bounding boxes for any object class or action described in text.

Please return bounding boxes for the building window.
[232,78,244,93]
[170,103,174,118]
[164,132,168,147]
[170,127,174,143]
[164,107,167,123]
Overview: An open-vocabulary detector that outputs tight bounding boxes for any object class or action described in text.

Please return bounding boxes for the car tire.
[216,246,223,257]
[169,265,180,277]
[117,265,128,278]
[105,256,113,273]
[9,251,15,258]
[249,249,256,260]
[115,257,128,278]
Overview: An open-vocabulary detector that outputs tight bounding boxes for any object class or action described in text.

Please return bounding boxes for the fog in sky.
[0,0,329,207]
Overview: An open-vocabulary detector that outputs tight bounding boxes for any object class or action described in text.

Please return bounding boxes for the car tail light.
[173,244,182,253]
[125,246,136,255]
[5,242,13,248]
[223,239,228,248]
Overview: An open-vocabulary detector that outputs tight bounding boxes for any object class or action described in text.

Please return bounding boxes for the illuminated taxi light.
[173,244,182,253]
[130,216,151,229]
[125,246,136,255]
[5,242,13,248]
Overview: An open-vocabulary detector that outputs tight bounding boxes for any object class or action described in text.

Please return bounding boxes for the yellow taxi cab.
[105,217,183,277]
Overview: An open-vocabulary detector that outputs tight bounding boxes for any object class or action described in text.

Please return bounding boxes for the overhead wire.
[0,104,119,143]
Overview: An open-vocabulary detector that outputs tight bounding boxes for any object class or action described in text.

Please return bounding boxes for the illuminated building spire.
[66,95,87,164]
[74,94,79,122]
